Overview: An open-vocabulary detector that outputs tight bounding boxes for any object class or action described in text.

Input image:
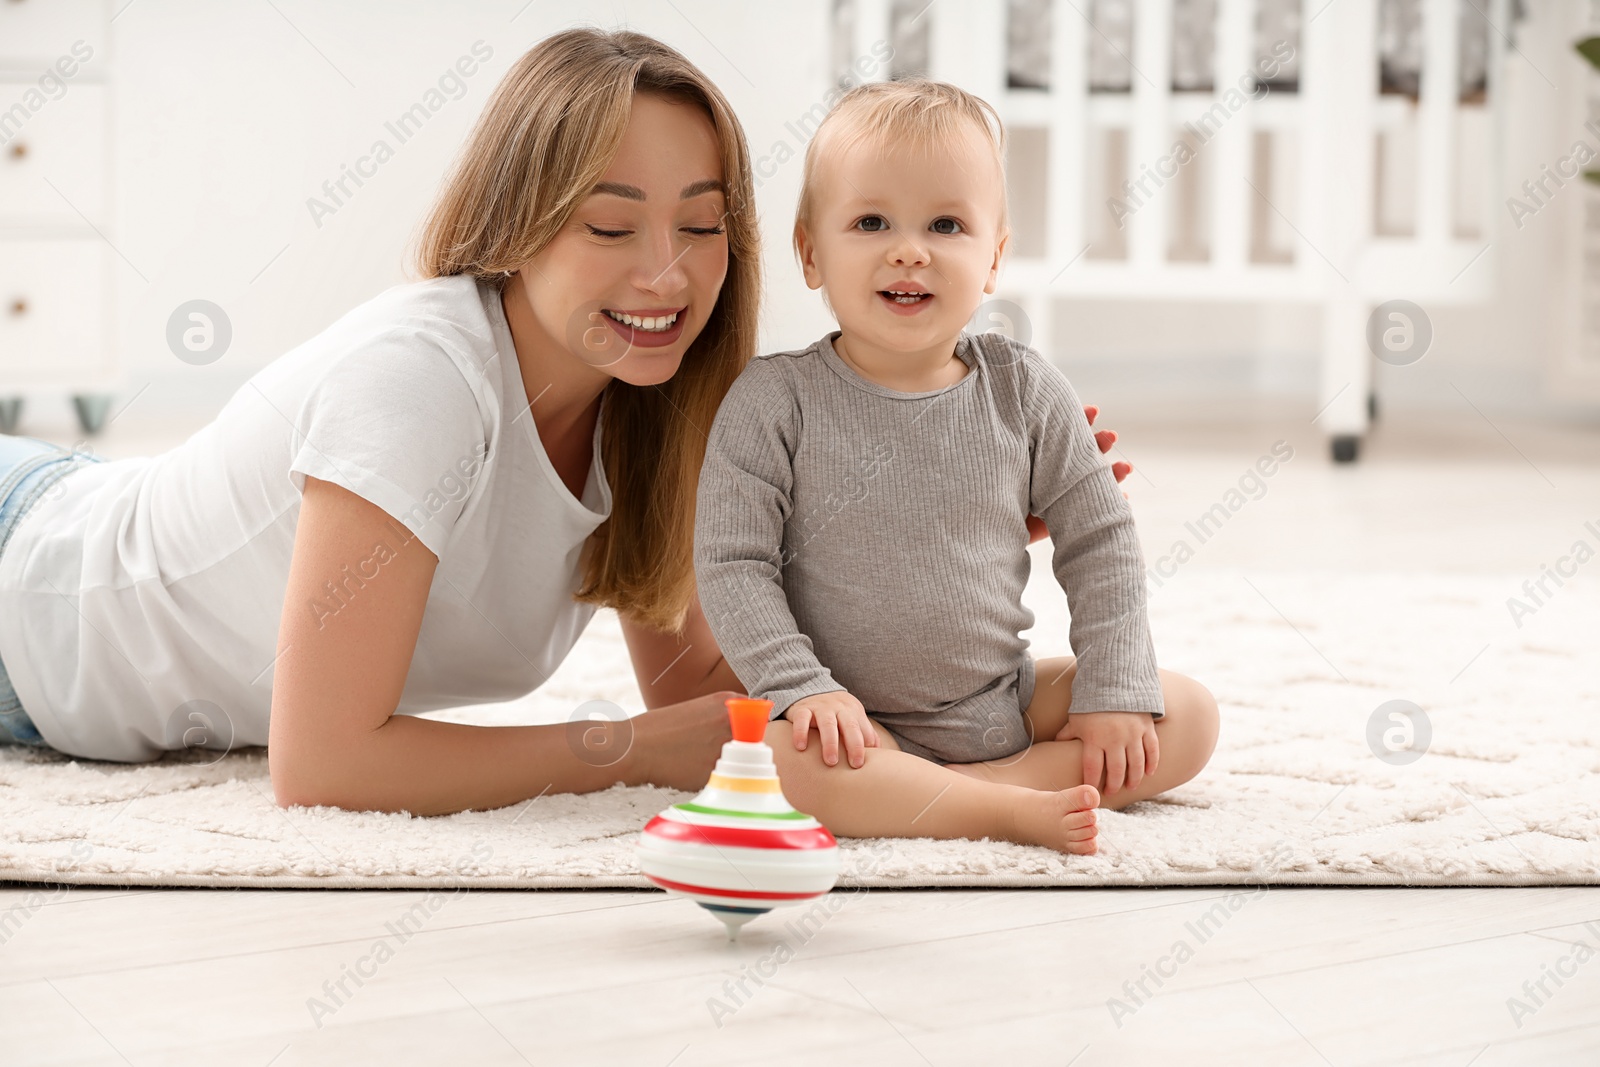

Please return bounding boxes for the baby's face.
[798,123,1008,355]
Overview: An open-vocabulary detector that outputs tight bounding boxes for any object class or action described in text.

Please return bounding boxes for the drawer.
[0,82,107,227]
[0,238,110,380]
[0,0,110,69]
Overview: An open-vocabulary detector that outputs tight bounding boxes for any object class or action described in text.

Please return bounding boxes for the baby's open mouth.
[602,308,682,332]
[879,289,931,305]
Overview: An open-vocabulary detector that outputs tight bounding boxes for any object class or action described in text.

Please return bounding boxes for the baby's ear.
[984,227,1011,294]
[794,222,824,291]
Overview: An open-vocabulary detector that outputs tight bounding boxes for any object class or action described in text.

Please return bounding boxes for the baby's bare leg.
[944,657,1220,810]
[763,719,1099,855]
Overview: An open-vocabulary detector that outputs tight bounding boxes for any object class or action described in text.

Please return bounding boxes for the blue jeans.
[0,433,108,747]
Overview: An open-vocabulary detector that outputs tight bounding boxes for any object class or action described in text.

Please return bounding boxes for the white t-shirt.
[0,274,613,762]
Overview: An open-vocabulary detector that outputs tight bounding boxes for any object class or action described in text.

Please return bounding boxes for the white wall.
[99,0,840,419]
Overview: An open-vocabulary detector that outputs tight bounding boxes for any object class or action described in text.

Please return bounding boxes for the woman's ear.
[794,222,824,291]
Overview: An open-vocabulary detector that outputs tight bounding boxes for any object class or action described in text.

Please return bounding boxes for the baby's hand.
[1055,710,1159,797]
[786,691,879,769]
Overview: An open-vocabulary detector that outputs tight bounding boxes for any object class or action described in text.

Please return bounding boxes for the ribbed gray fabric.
[694,329,1164,765]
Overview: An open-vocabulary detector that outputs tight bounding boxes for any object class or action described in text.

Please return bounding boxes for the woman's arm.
[620,585,746,710]
[268,476,731,814]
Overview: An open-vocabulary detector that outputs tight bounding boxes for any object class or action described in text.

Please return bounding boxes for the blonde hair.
[412,28,761,632]
[792,77,1009,259]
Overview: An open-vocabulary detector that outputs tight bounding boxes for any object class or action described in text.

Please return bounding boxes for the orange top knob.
[725,697,773,742]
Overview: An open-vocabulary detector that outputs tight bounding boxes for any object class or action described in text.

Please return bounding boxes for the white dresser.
[0,0,119,435]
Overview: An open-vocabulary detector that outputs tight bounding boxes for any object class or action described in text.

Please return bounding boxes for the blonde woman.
[0,29,1135,818]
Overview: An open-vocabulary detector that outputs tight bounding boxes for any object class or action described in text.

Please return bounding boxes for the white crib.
[836,0,1513,461]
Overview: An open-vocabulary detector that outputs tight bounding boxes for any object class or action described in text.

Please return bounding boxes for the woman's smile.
[600,305,689,347]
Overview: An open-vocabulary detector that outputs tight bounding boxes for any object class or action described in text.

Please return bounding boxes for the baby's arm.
[1026,404,1132,543]
[692,361,867,750]
[1022,352,1165,793]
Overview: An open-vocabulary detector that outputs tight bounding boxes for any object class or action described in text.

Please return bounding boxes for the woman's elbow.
[268,753,317,809]
[267,743,350,811]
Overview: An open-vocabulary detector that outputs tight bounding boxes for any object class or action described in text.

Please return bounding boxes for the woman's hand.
[1085,404,1133,487]
[1054,709,1159,798]
[630,690,739,791]
[786,690,879,769]
[1026,404,1132,544]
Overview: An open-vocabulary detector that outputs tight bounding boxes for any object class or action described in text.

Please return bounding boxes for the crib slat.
[853,0,891,84]
[1129,0,1174,267]
[963,1,1007,105]
[929,2,974,94]
[1417,0,1459,247]
[1480,0,1510,269]
[1208,0,1253,272]
[1307,0,1379,436]
[1048,0,1088,267]
[1303,0,1377,276]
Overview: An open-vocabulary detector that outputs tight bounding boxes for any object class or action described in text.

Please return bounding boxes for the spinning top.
[636,696,840,940]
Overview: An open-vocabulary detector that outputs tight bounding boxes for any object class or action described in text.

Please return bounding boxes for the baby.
[693,78,1165,852]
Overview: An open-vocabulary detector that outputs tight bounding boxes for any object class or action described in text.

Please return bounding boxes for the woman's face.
[511,92,731,388]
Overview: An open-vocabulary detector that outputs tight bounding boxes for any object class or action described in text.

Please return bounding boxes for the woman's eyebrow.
[679,178,726,199]
[590,178,726,201]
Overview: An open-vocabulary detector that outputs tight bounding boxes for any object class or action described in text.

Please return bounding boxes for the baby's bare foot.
[1012,784,1100,855]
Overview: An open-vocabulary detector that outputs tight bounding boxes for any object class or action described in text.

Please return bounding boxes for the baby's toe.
[1063,783,1099,811]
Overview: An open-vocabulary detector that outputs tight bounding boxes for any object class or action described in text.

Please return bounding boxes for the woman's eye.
[585,225,629,238]
[684,225,725,236]
[855,216,888,233]
[931,218,962,235]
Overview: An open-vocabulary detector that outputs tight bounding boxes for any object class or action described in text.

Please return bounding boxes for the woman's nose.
[636,228,690,294]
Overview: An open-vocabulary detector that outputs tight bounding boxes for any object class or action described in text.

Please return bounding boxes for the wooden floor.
[4,409,1599,1065]
[1,885,1598,1065]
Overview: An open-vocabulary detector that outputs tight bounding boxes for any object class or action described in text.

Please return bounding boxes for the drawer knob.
[9,299,26,316]
[8,143,24,161]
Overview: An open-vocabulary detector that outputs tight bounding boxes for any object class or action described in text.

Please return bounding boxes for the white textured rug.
[3,564,1597,888]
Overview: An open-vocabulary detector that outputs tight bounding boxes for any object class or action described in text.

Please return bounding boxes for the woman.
[0,29,1186,822]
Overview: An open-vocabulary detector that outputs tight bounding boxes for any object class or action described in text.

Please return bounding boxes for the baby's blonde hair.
[792,77,1009,260]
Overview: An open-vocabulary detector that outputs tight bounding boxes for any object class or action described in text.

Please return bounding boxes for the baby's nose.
[889,240,929,265]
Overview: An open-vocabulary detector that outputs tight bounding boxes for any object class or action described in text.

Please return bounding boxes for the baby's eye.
[931,217,962,235]
[854,216,888,233]
[585,224,630,238]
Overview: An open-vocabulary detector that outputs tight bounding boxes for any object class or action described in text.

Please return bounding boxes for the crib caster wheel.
[0,396,21,434]
[1331,435,1360,463]
[73,394,114,436]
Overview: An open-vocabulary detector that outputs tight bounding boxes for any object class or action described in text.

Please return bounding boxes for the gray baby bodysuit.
[693,329,1164,765]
